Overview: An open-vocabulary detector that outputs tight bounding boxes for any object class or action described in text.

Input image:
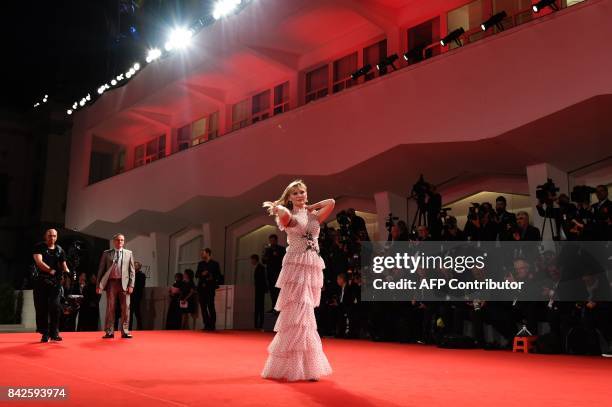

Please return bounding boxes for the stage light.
[146,51,158,63]
[376,54,398,72]
[85,94,91,101]
[111,79,117,86]
[133,62,140,71]
[34,102,40,108]
[213,0,242,20]
[98,86,105,94]
[72,102,77,109]
[164,27,193,51]
[67,109,72,115]
[126,71,133,79]
[79,99,86,107]
[533,0,558,12]
[146,48,162,63]
[481,11,508,32]
[350,64,372,80]
[403,45,426,64]
[441,27,465,47]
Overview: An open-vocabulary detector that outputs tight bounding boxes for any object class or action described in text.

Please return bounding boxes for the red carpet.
[0,330,610,406]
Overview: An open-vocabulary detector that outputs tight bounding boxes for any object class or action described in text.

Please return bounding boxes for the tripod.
[540,204,559,241]
[411,202,428,232]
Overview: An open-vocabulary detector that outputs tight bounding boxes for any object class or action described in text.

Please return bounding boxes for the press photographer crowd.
[287,177,611,356]
[27,177,611,356]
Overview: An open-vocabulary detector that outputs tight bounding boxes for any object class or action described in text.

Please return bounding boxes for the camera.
[536,178,559,203]
[570,185,595,204]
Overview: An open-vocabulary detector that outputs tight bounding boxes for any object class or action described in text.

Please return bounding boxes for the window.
[134,134,165,167]
[208,112,219,140]
[178,236,203,275]
[176,112,220,151]
[447,0,485,48]
[232,99,250,131]
[406,18,440,64]
[333,52,357,93]
[177,124,191,152]
[252,90,271,123]
[363,40,387,81]
[273,82,289,115]
[192,117,207,145]
[116,150,126,174]
[305,65,329,103]
[493,0,533,27]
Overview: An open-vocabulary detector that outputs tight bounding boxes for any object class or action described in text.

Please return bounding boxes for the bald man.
[32,229,70,342]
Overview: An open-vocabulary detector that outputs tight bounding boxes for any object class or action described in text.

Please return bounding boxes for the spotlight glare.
[79,100,85,107]
[86,94,91,101]
[72,102,77,109]
[111,79,117,86]
[165,27,193,51]
[133,62,140,71]
[213,0,242,20]
[67,109,73,115]
[146,48,162,62]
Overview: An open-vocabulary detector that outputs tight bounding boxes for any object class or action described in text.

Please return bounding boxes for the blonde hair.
[262,179,307,216]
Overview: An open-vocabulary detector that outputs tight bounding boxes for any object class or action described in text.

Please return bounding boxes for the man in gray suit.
[96,233,136,339]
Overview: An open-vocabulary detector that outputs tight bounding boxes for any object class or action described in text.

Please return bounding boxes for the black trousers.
[198,290,216,329]
[254,289,265,329]
[33,277,61,336]
[129,297,143,330]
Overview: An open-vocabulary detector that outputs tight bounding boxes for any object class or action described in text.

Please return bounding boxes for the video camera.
[570,185,596,204]
[536,178,559,203]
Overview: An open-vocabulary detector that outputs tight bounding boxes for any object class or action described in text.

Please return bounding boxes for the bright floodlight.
[146,48,162,63]
[164,27,193,51]
[133,62,140,71]
[213,0,242,20]
[67,109,73,115]
[111,79,117,86]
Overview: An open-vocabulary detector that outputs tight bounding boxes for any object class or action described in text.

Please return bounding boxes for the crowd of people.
[252,183,612,356]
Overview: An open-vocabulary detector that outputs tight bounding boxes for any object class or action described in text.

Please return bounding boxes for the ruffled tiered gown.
[261,206,332,381]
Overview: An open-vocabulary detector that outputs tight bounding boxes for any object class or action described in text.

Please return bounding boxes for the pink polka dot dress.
[261,206,332,381]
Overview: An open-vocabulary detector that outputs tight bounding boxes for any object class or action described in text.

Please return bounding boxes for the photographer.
[464,204,498,241]
[536,192,577,240]
[592,185,612,240]
[570,186,596,240]
[441,216,466,241]
[347,208,370,241]
[411,176,442,239]
[32,229,70,342]
[495,196,516,240]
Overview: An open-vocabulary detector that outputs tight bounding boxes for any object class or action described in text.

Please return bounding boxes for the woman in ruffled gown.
[261,180,335,381]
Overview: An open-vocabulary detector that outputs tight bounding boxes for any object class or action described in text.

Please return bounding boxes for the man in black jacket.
[196,248,221,331]
[251,254,267,329]
[129,261,146,331]
[32,229,70,342]
[262,234,285,311]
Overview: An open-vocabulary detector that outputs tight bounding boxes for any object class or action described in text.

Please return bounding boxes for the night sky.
[3,0,213,114]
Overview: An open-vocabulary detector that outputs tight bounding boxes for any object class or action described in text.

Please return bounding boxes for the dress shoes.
[102,332,114,339]
[121,332,133,339]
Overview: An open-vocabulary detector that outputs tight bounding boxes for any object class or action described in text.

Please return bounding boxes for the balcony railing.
[88,0,586,185]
